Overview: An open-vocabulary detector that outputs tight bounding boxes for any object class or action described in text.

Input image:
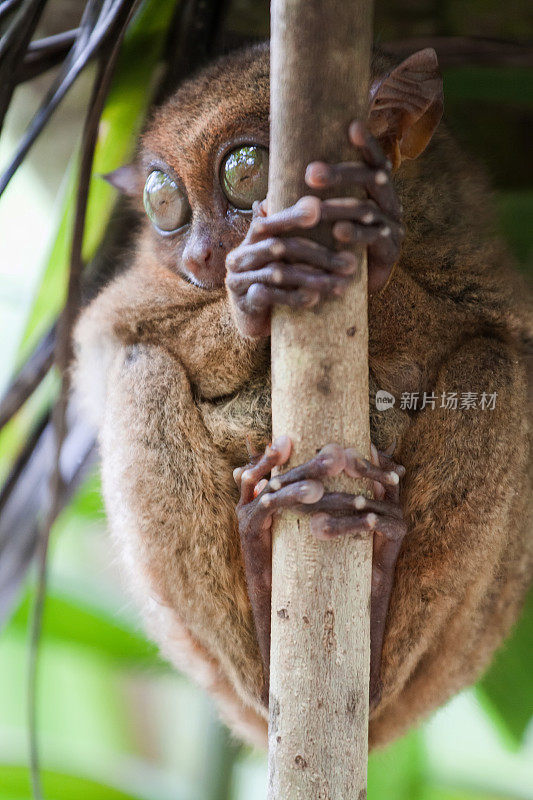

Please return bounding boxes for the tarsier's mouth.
[179,267,222,292]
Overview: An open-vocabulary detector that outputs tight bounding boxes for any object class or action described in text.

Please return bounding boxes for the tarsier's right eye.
[221,145,269,210]
[143,170,190,233]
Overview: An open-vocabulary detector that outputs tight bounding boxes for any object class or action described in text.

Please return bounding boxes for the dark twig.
[17,28,81,83]
[157,0,229,101]
[0,326,55,432]
[0,0,49,135]
[27,5,139,795]
[0,0,137,197]
[0,0,21,22]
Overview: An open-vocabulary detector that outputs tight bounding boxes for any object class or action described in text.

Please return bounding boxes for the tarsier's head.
[108,43,443,291]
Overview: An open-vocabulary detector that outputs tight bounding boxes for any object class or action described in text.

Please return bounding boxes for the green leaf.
[5,587,165,671]
[420,788,515,800]
[476,587,533,746]
[19,0,177,361]
[368,728,427,800]
[497,191,533,272]
[443,68,533,107]
[0,765,144,800]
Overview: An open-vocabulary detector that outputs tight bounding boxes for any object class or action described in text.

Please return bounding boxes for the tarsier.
[74,44,533,749]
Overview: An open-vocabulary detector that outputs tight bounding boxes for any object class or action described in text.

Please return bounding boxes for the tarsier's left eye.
[221,145,269,210]
[143,170,190,233]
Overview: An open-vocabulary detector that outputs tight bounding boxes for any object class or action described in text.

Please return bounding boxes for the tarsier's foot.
[234,436,406,709]
[226,123,404,337]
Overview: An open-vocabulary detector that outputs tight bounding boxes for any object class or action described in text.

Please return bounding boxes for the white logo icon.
[375,390,395,411]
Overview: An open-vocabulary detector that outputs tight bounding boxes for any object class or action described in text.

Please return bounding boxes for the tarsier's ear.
[102,163,140,197]
[368,48,443,168]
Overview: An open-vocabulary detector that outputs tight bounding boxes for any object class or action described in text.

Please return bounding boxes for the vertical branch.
[268,1,374,798]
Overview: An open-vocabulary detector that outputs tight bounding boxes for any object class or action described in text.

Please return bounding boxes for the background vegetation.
[0,1,532,798]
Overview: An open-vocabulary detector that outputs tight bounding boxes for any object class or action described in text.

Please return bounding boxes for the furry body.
[74,44,533,748]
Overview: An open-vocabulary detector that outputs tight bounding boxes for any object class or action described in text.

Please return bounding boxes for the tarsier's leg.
[99,342,266,713]
[235,438,406,706]
[369,336,531,747]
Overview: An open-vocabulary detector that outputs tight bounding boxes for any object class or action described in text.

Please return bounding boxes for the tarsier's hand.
[235,436,406,707]
[226,123,404,338]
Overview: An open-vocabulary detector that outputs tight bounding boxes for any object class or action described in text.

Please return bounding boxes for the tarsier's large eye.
[221,145,269,210]
[143,170,190,232]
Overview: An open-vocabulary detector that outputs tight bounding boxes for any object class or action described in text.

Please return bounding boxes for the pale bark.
[268,1,374,798]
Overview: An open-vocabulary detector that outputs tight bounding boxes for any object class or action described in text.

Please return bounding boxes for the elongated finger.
[305,137,402,222]
[246,197,321,244]
[256,479,325,511]
[344,449,400,485]
[320,198,401,233]
[349,121,390,170]
[310,512,376,540]
[295,492,404,522]
[267,443,346,492]
[332,222,385,246]
[238,436,292,504]
[226,263,351,298]
[238,284,321,316]
[227,236,357,275]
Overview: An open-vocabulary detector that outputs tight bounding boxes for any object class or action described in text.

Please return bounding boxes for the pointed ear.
[368,48,443,168]
[101,164,140,197]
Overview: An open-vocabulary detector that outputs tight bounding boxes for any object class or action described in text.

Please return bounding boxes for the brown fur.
[73,42,533,749]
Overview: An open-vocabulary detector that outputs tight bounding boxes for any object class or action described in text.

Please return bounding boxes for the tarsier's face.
[136,45,271,290]
[116,43,441,292]
[142,141,269,289]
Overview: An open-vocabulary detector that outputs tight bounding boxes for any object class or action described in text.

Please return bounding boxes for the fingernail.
[380,226,391,238]
[375,170,388,185]
[299,481,323,503]
[269,476,282,491]
[349,120,365,145]
[362,212,375,224]
[354,495,366,510]
[254,479,268,498]
[271,242,285,258]
[366,513,377,528]
[233,467,243,483]
[296,196,321,227]
[333,252,356,271]
[333,221,353,243]
[386,471,399,485]
[306,162,331,185]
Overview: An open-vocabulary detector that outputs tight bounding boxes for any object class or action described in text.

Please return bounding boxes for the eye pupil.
[221,145,269,210]
[143,170,189,232]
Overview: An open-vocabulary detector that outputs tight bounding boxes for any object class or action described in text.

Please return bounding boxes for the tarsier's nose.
[182,234,226,288]
[184,241,212,270]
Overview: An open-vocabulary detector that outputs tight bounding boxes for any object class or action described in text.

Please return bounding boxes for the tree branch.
[268,1,374,796]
